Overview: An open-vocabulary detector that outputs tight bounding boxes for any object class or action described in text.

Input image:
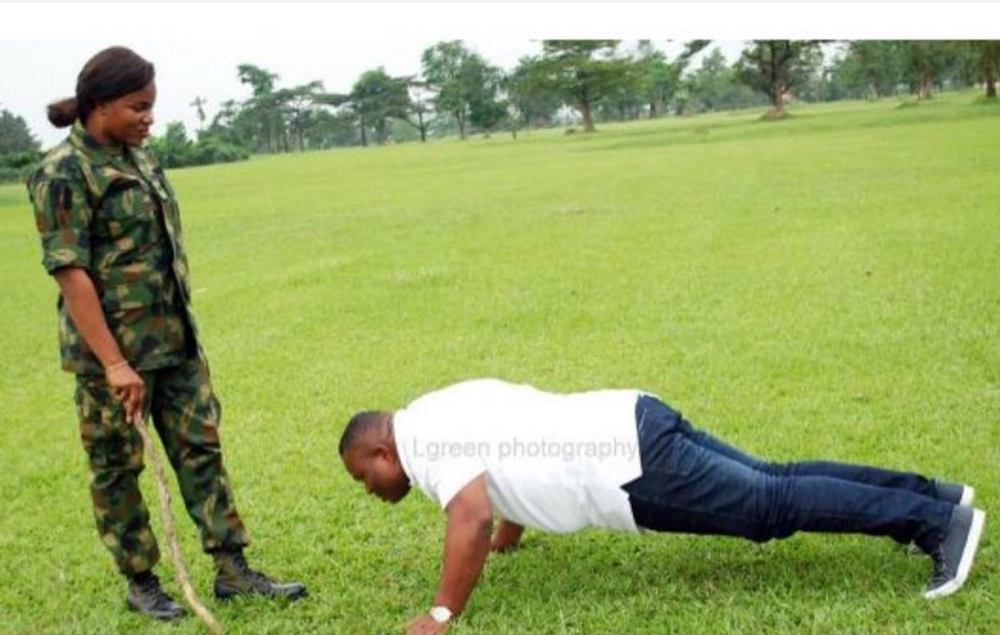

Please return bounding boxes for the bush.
[149,122,250,170]
[149,134,249,169]
[189,137,250,166]
[0,151,42,184]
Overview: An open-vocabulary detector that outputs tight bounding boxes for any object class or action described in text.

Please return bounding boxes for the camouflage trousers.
[75,355,250,576]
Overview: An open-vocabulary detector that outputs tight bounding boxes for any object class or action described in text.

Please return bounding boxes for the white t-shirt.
[393,378,644,533]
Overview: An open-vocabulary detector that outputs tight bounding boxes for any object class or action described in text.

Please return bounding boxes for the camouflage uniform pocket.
[99,277,162,312]
[75,375,143,472]
[96,274,190,368]
[101,177,154,215]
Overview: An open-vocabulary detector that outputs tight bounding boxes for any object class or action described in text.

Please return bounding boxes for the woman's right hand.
[106,363,145,425]
[52,268,147,425]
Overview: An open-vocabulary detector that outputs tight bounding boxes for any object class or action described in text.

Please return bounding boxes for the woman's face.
[92,80,156,148]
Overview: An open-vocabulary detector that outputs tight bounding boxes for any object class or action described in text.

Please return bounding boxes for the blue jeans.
[623,396,953,552]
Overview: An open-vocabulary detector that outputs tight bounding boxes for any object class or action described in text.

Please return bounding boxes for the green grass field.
[1,92,998,634]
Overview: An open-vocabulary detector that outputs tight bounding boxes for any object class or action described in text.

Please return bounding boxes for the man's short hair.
[339,411,388,456]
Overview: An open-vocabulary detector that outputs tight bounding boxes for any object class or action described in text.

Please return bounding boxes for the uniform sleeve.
[28,171,93,273]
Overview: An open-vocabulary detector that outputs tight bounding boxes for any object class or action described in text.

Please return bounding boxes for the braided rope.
[134,418,225,635]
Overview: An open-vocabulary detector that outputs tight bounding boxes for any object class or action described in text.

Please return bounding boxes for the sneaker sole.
[907,486,976,554]
[924,508,986,599]
[959,485,975,507]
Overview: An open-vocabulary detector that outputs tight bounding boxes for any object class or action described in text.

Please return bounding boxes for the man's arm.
[406,474,493,635]
[490,519,525,553]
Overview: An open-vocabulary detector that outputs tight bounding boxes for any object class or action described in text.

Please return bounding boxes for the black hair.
[47,46,155,128]
[339,411,391,456]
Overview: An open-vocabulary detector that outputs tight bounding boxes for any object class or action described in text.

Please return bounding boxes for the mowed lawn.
[1,92,997,634]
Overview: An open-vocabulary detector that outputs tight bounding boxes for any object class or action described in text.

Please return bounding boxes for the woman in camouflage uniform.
[27,46,306,621]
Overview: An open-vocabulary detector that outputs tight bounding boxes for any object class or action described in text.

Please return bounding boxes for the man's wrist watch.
[429,605,453,624]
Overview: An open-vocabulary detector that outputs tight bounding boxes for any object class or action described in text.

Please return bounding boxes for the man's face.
[96,81,156,147]
[343,446,411,503]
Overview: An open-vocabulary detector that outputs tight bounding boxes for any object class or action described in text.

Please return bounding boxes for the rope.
[134,418,226,635]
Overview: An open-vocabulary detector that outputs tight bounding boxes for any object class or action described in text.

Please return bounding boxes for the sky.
[2,2,997,149]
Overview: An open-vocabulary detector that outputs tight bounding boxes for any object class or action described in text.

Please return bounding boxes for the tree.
[506,56,562,130]
[237,64,278,98]
[0,108,40,154]
[149,121,193,168]
[791,44,828,103]
[301,109,359,149]
[148,120,249,168]
[207,99,241,144]
[0,149,41,184]
[350,69,413,145]
[736,40,824,118]
[275,81,326,151]
[635,42,677,118]
[833,41,906,100]
[312,91,365,144]
[405,80,434,142]
[538,40,627,132]
[600,68,646,121]
[683,48,754,113]
[421,41,481,140]
[898,41,962,100]
[465,57,508,135]
[635,40,710,118]
[972,40,1000,98]
[237,63,284,152]
[189,96,208,133]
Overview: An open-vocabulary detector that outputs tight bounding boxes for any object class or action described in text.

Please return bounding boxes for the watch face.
[430,606,452,623]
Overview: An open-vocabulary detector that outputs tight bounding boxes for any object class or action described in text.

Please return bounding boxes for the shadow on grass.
[465,531,930,630]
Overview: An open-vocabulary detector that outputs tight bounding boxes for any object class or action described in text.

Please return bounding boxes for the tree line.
[1,40,998,179]
[137,39,1000,164]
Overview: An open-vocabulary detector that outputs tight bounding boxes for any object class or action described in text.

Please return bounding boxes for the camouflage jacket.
[28,121,199,374]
